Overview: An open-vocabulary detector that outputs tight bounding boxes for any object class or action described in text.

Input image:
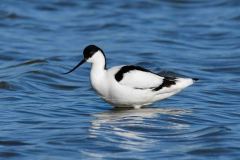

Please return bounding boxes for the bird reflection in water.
[88,107,191,151]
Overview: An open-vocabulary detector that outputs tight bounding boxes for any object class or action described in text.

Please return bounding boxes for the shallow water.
[0,0,240,159]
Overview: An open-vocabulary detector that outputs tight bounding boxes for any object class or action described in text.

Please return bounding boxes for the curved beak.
[63,59,86,74]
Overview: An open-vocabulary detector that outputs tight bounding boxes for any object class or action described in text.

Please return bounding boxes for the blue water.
[0,0,240,159]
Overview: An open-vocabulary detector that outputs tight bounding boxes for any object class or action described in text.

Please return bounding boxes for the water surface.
[0,0,240,159]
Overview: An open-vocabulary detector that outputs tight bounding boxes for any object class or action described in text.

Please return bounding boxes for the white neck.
[90,50,106,71]
[89,51,107,96]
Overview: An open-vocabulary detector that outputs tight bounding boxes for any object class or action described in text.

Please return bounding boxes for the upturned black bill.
[63,59,86,74]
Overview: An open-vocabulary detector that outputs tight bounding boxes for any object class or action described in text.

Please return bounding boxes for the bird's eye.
[84,52,92,59]
[90,51,95,55]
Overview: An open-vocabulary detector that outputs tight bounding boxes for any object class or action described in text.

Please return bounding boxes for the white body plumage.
[65,45,197,108]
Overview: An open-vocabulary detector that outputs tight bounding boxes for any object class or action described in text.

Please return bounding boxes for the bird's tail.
[176,77,198,89]
[157,77,197,94]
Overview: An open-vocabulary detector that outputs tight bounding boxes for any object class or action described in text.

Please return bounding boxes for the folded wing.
[115,65,165,89]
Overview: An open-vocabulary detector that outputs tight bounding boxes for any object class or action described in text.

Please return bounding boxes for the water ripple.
[0,140,30,146]
[0,81,15,90]
[0,152,21,158]
[0,0,239,159]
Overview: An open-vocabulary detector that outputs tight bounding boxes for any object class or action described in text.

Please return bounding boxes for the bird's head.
[64,45,106,74]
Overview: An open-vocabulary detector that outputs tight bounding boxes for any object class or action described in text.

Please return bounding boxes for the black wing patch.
[153,77,176,91]
[115,65,151,82]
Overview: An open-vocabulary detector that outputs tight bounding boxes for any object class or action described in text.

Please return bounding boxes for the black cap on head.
[83,45,101,59]
[63,45,105,74]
